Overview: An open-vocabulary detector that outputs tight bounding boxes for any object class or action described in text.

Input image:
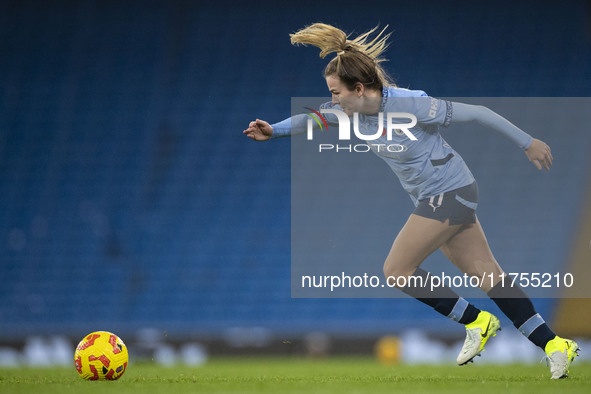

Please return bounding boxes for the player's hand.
[525,138,553,171]
[243,119,273,141]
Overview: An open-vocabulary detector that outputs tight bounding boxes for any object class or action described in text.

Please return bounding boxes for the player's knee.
[382,260,397,279]
[383,260,417,288]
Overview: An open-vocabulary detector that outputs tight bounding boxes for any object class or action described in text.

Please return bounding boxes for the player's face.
[326,75,362,116]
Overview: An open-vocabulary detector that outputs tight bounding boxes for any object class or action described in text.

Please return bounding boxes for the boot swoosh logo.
[481,320,491,339]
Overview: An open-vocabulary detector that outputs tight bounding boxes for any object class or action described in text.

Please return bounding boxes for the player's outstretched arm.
[243,119,273,141]
[451,102,552,171]
[243,114,321,141]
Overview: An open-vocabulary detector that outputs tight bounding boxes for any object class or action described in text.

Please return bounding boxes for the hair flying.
[290,23,396,90]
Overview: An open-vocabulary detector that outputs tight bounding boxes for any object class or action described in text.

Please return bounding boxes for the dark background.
[0,0,590,345]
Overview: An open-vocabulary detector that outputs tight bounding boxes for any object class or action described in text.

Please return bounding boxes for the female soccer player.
[243,23,579,378]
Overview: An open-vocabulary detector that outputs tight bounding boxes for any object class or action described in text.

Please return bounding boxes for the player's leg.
[383,213,460,280]
[440,216,580,377]
[440,216,558,347]
[383,213,481,326]
[438,217,503,365]
[439,216,504,292]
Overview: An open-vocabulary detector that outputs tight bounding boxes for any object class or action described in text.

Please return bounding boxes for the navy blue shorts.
[413,182,478,225]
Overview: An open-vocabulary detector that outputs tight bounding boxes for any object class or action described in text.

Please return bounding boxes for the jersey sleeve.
[270,101,339,139]
[450,102,533,150]
[269,115,306,138]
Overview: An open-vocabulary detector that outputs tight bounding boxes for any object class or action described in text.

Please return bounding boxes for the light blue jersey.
[347,86,471,203]
[271,86,533,204]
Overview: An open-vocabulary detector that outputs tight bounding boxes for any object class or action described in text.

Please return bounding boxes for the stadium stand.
[0,0,590,341]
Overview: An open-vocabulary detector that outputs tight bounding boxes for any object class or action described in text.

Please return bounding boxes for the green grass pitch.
[1,357,590,393]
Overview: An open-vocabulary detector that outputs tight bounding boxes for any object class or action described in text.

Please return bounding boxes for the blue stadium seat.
[0,0,590,339]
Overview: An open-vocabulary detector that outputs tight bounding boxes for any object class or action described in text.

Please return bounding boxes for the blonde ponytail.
[290,23,348,59]
[290,23,396,89]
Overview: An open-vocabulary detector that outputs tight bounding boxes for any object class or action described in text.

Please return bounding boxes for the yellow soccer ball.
[74,331,129,380]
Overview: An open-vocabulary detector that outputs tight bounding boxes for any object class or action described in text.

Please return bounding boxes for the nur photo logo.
[305,107,418,153]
